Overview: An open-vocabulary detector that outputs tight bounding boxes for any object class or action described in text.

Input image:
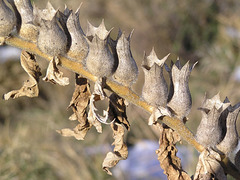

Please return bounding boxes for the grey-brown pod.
[142,49,169,107]
[0,0,17,37]
[37,11,68,57]
[195,93,230,148]
[113,30,138,87]
[216,101,240,155]
[85,20,115,77]
[66,4,88,61]
[14,0,38,42]
[164,61,174,102]
[167,60,197,120]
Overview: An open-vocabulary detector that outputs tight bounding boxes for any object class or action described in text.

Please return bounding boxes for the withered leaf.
[68,75,90,123]
[193,148,227,180]
[58,75,92,140]
[42,57,69,86]
[3,51,41,100]
[108,93,130,130]
[102,122,128,175]
[57,123,91,140]
[88,78,112,125]
[155,123,191,180]
[88,104,102,133]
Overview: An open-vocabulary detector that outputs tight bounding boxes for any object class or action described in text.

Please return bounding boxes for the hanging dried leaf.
[102,122,128,175]
[155,123,191,180]
[108,93,130,130]
[42,57,69,86]
[57,75,92,140]
[193,148,227,180]
[56,123,91,140]
[88,103,102,133]
[89,78,113,125]
[3,51,41,100]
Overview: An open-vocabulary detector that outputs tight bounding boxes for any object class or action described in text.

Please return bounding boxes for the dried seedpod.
[66,4,89,61]
[113,30,138,87]
[0,0,17,40]
[85,20,115,78]
[141,49,169,107]
[14,0,38,42]
[57,5,72,52]
[167,60,197,121]
[195,93,230,148]
[37,11,68,57]
[216,101,240,155]
[164,61,174,102]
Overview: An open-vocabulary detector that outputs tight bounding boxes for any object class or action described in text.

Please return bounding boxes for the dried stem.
[4,36,240,178]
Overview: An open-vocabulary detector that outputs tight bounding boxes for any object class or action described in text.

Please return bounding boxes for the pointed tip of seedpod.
[86,19,113,40]
[46,1,56,12]
[75,2,83,15]
[127,29,134,41]
[190,61,198,71]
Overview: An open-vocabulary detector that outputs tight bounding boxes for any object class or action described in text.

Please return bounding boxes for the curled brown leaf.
[108,93,130,130]
[194,148,227,180]
[3,50,41,100]
[58,75,92,140]
[42,57,69,86]
[102,122,128,175]
[155,123,191,180]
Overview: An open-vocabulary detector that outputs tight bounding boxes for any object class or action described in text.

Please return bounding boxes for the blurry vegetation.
[1,0,240,179]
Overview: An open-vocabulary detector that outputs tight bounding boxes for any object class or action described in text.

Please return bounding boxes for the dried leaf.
[58,75,92,140]
[108,93,130,130]
[88,104,102,133]
[155,123,191,180]
[57,123,90,140]
[88,79,113,125]
[42,57,69,86]
[102,122,128,175]
[68,76,90,123]
[3,51,41,100]
[194,148,227,180]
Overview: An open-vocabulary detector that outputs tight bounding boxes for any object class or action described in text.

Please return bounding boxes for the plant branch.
[4,36,240,178]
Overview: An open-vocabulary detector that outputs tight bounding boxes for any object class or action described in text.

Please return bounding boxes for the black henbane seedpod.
[113,31,138,87]
[0,0,16,37]
[142,49,169,107]
[195,93,230,148]
[216,101,240,155]
[37,11,68,57]
[167,60,196,120]
[66,4,89,61]
[85,20,115,78]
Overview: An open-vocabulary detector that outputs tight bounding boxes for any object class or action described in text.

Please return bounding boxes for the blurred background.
[1,0,240,179]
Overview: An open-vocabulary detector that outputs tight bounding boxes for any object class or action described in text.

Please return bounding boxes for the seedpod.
[0,0,17,37]
[167,60,197,120]
[14,0,38,42]
[113,30,138,87]
[37,11,68,57]
[66,4,89,61]
[142,49,169,107]
[195,93,230,148]
[85,20,115,78]
[216,101,240,155]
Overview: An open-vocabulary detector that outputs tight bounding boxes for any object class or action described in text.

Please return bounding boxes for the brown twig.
[4,36,240,178]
